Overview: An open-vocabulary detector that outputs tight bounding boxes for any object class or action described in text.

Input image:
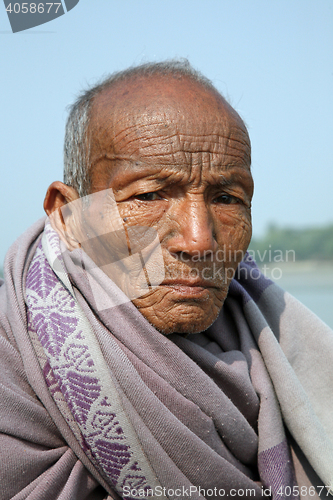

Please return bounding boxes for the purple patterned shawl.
[1,219,333,500]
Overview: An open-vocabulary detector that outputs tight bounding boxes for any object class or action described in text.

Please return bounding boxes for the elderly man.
[1,61,333,500]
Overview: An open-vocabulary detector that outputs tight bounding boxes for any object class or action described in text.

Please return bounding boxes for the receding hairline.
[89,70,238,123]
[73,59,245,135]
[84,59,218,103]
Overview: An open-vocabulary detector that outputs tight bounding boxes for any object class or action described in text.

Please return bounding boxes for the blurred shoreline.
[258,259,333,285]
[257,260,333,328]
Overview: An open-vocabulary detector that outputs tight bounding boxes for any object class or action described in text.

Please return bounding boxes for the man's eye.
[213,194,239,205]
[136,192,161,201]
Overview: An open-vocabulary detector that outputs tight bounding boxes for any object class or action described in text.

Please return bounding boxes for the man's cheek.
[117,201,167,228]
[216,216,252,254]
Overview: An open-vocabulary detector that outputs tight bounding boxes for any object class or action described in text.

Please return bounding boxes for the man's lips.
[161,278,217,288]
[158,278,218,297]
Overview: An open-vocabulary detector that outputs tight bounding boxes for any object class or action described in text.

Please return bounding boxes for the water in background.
[260,261,333,329]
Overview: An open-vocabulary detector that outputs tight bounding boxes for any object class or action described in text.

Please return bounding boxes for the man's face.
[87,76,253,334]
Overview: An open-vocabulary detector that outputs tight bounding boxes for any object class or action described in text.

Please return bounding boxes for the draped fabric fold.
[1,219,333,499]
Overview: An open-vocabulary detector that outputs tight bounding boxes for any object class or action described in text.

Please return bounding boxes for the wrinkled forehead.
[88,75,250,161]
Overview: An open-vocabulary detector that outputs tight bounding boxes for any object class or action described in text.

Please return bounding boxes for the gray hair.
[63,59,218,197]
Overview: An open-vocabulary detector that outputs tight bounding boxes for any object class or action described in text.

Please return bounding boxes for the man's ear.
[44,181,81,250]
[44,181,79,215]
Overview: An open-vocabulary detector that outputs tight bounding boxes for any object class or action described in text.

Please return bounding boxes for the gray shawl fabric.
[1,218,333,500]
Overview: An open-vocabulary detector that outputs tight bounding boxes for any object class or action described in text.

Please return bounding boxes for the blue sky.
[1,0,332,266]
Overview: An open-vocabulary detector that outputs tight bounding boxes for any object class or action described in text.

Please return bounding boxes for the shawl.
[1,218,333,500]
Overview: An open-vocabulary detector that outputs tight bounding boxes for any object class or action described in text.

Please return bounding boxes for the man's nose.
[167,198,218,258]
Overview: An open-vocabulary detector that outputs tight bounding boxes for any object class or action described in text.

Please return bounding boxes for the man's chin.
[131,285,226,335]
[142,305,222,336]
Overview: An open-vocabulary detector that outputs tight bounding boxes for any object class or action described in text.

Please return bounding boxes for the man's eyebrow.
[214,176,235,186]
[90,154,136,168]
[206,171,252,189]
